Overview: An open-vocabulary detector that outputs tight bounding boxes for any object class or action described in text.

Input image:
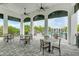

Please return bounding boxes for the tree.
[8,26,20,35]
[63,26,68,32]
[48,27,52,32]
[24,25,30,34]
[0,25,20,36]
[34,26,45,33]
[77,24,79,32]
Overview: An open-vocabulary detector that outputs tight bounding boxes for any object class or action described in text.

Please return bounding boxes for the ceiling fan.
[38,3,49,11]
[24,8,30,16]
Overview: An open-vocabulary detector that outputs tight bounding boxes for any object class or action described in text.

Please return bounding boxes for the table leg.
[7,38,8,42]
[48,42,51,53]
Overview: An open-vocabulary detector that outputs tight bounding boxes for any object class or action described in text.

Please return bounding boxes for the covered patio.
[0,3,79,56]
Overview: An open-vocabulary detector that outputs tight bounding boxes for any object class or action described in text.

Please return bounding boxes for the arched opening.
[24,17,31,35]
[48,10,68,44]
[76,10,79,34]
[0,14,3,39]
[8,16,20,36]
[74,3,79,34]
[73,3,79,45]
[33,15,45,39]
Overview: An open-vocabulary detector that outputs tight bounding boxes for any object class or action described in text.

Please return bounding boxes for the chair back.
[40,39,44,47]
[20,35,25,39]
[3,34,8,39]
[8,34,11,38]
[40,39,50,47]
[52,35,61,47]
[25,35,30,40]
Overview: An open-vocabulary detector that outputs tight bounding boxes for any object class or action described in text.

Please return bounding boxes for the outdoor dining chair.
[25,35,30,44]
[51,36,61,56]
[3,34,13,43]
[40,39,51,55]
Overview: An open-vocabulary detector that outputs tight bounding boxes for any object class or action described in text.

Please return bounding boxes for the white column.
[68,12,72,44]
[45,15,48,36]
[3,14,8,35]
[52,28,54,35]
[70,12,77,45]
[20,17,24,35]
[44,15,48,40]
[68,10,74,44]
[30,17,34,39]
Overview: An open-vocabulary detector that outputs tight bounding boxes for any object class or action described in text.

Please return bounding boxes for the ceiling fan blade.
[24,13,29,16]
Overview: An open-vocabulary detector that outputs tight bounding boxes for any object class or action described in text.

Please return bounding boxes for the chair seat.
[52,46,60,49]
[51,37,61,56]
[52,42,59,47]
[40,39,50,55]
[41,45,49,48]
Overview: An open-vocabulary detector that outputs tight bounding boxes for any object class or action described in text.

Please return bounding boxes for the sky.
[0,19,20,28]
[0,15,79,29]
